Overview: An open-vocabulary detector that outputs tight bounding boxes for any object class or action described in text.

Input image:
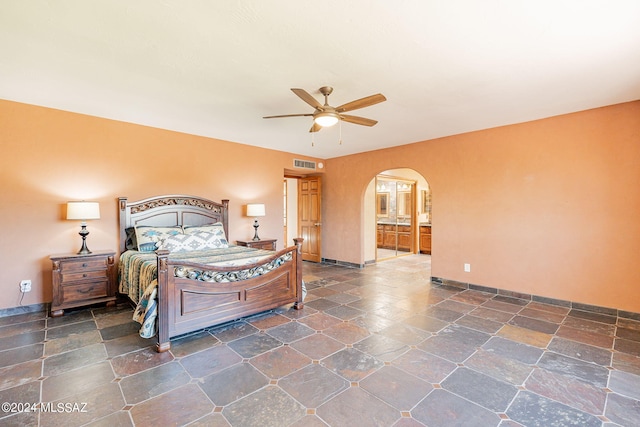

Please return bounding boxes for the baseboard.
[320,258,365,269]
[431,276,640,321]
[0,302,49,318]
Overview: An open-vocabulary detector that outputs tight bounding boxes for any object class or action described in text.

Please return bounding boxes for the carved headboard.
[118,195,229,253]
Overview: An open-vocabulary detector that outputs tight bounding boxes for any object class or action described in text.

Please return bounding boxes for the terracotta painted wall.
[323,101,640,313]
[3,99,639,314]
[0,100,321,311]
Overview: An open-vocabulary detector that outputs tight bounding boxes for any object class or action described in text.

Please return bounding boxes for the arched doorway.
[364,168,431,262]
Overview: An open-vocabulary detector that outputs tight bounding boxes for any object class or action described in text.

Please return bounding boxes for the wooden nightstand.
[235,238,277,251]
[50,250,117,317]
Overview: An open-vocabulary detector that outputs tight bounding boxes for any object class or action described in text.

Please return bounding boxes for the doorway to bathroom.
[365,168,431,262]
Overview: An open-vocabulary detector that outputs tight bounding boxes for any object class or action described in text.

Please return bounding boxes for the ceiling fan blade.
[291,88,323,110]
[340,114,378,127]
[336,93,386,113]
[309,122,322,133]
[263,113,313,119]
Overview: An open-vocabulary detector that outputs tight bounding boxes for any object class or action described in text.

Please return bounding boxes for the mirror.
[397,191,412,217]
[376,193,389,217]
[421,189,432,223]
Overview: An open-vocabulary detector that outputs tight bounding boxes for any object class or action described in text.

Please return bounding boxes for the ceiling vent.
[293,159,316,170]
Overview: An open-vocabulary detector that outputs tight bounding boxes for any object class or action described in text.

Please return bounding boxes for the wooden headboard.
[118,195,229,253]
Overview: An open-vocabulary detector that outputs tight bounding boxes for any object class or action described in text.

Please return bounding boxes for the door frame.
[374,174,417,260]
[367,169,431,262]
[298,175,322,262]
[284,173,322,262]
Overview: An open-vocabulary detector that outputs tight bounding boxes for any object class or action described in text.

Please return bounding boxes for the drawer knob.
[82,263,88,267]
[83,273,87,278]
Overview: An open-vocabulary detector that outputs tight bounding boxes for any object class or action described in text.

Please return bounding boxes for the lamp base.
[252,219,261,241]
[77,224,92,254]
[77,246,92,255]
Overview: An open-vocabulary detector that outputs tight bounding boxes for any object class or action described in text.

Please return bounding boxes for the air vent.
[293,159,316,170]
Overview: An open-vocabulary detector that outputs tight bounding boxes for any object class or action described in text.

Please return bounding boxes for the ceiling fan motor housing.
[319,86,334,97]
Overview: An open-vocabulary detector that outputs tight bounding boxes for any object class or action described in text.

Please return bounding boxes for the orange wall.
[0,100,321,310]
[324,101,640,313]
[2,99,639,314]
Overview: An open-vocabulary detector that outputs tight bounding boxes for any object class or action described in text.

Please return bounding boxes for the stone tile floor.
[1,255,640,426]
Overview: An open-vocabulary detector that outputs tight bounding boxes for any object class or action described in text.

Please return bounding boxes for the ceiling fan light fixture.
[314,112,339,127]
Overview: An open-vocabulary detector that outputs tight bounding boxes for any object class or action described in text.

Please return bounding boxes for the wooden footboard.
[154,238,304,352]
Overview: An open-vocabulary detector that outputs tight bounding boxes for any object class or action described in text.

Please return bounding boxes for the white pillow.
[184,222,226,235]
[158,231,229,252]
[183,223,228,246]
[134,226,183,252]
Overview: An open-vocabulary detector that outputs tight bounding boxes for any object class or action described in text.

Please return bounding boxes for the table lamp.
[67,201,101,254]
[246,203,265,241]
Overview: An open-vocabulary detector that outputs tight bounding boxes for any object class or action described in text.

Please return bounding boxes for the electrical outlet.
[20,280,31,292]
[464,263,471,273]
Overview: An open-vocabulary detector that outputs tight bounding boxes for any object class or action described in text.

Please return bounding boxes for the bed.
[118,195,304,352]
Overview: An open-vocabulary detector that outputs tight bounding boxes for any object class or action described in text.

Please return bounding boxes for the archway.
[363,168,431,263]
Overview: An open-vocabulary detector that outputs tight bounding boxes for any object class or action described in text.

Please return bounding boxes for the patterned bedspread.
[118,246,299,338]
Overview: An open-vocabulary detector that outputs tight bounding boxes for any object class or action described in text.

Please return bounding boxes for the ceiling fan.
[263,86,386,132]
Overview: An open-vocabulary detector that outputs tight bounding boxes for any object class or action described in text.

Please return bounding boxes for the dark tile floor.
[1,255,640,426]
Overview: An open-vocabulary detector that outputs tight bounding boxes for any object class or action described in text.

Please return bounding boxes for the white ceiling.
[2,1,640,159]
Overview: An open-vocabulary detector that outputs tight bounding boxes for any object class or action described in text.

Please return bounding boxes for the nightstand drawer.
[60,257,109,272]
[61,281,109,301]
[61,268,108,283]
[249,241,276,250]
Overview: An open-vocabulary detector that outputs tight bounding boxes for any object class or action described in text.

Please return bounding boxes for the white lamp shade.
[246,203,265,217]
[67,201,101,220]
